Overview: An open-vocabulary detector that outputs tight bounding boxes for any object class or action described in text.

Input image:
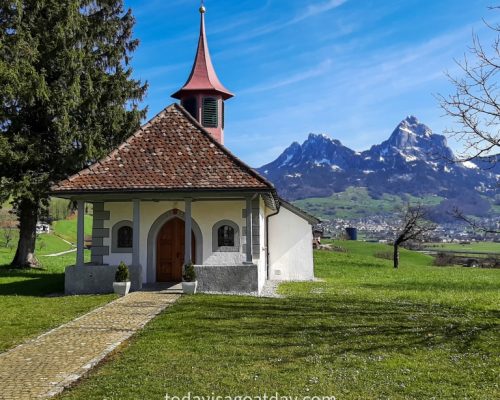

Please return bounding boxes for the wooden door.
[156,218,196,282]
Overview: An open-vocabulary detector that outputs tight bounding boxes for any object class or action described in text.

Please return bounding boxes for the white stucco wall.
[102,200,250,283]
[102,202,133,267]
[268,206,314,281]
[99,197,305,290]
[195,201,246,266]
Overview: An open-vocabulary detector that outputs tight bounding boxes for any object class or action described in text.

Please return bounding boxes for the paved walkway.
[0,291,180,400]
[42,248,77,257]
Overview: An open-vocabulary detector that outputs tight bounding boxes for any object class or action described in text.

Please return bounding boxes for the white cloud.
[227,0,349,43]
[240,59,333,94]
[300,0,349,21]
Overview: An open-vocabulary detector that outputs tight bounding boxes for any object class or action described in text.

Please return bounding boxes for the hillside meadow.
[0,215,114,353]
[293,187,444,219]
[58,241,499,399]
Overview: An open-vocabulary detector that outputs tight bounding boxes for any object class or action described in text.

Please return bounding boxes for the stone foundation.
[65,264,142,295]
[65,264,258,294]
[195,264,258,293]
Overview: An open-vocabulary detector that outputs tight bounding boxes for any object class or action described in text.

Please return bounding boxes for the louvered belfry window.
[222,101,225,129]
[182,97,198,120]
[202,97,218,128]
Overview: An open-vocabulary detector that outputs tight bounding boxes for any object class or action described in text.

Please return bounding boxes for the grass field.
[52,214,93,243]
[424,241,500,254]
[0,211,93,265]
[293,187,444,219]
[0,214,110,353]
[0,251,115,352]
[0,230,74,262]
[58,241,499,400]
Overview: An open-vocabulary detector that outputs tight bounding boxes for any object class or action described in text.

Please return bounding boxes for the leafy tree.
[0,0,147,267]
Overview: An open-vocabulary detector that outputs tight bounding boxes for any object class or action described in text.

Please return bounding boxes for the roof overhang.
[171,88,234,101]
[278,198,320,225]
[50,188,279,210]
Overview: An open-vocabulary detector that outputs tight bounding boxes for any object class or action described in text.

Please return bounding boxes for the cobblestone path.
[0,291,180,399]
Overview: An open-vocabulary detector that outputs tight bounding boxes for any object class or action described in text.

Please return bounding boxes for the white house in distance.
[51,5,318,295]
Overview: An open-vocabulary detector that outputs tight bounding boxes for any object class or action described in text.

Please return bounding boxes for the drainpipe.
[265,207,280,280]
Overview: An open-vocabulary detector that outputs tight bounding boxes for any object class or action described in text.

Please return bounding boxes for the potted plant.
[182,263,197,294]
[113,262,131,296]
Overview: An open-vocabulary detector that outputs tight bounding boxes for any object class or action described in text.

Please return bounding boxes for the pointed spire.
[172,4,233,100]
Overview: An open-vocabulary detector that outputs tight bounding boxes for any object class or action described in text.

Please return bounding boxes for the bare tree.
[452,206,500,234]
[394,204,436,269]
[0,211,15,249]
[438,6,500,166]
[2,225,14,249]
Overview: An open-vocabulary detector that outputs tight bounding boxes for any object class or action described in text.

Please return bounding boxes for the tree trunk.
[393,242,400,269]
[11,199,39,268]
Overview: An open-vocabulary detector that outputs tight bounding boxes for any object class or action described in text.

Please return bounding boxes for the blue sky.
[125,0,497,167]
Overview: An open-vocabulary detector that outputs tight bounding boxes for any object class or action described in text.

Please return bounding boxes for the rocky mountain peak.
[285,141,301,152]
[388,116,432,147]
[308,133,330,140]
[305,133,343,147]
[400,115,430,135]
[363,115,455,163]
[256,116,497,201]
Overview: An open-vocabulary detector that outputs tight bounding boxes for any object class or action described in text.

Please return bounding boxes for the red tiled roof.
[51,104,273,194]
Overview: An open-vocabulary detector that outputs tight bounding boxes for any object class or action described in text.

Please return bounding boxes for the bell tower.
[172,4,234,144]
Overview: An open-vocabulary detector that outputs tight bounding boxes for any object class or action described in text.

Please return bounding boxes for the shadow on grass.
[0,265,64,296]
[156,295,500,358]
[360,280,500,292]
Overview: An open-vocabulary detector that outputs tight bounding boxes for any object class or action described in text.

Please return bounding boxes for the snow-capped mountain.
[257,116,498,204]
[262,133,358,174]
[364,115,454,166]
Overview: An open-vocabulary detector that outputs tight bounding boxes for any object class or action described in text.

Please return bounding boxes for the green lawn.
[424,241,500,254]
[58,241,499,400]
[0,211,93,263]
[0,212,111,352]
[52,214,93,243]
[0,230,75,263]
[37,234,74,254]
[0,229,75,266]
[293,187,444,219]
[0,251,115,352]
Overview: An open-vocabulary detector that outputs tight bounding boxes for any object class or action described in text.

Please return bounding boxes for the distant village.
[317,215,500,244]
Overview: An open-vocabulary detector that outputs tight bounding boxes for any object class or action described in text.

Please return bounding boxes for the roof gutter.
[265,205,280,280]
[49,187,274,199]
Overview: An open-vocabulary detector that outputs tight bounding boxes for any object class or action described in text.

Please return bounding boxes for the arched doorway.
[156,217,196,282]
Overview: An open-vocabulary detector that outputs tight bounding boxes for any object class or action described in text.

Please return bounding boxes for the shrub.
[332,245,347,253]
[38,240,46,251]
[374,251,392,260]
[183,263,196,282]
[115,262,130,282]
[2,226,14,249]
[434,252,455,267]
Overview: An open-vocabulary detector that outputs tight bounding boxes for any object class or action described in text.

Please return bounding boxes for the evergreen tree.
[0,0,147,267]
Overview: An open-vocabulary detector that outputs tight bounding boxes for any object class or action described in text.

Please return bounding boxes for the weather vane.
[200,0,206,14]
